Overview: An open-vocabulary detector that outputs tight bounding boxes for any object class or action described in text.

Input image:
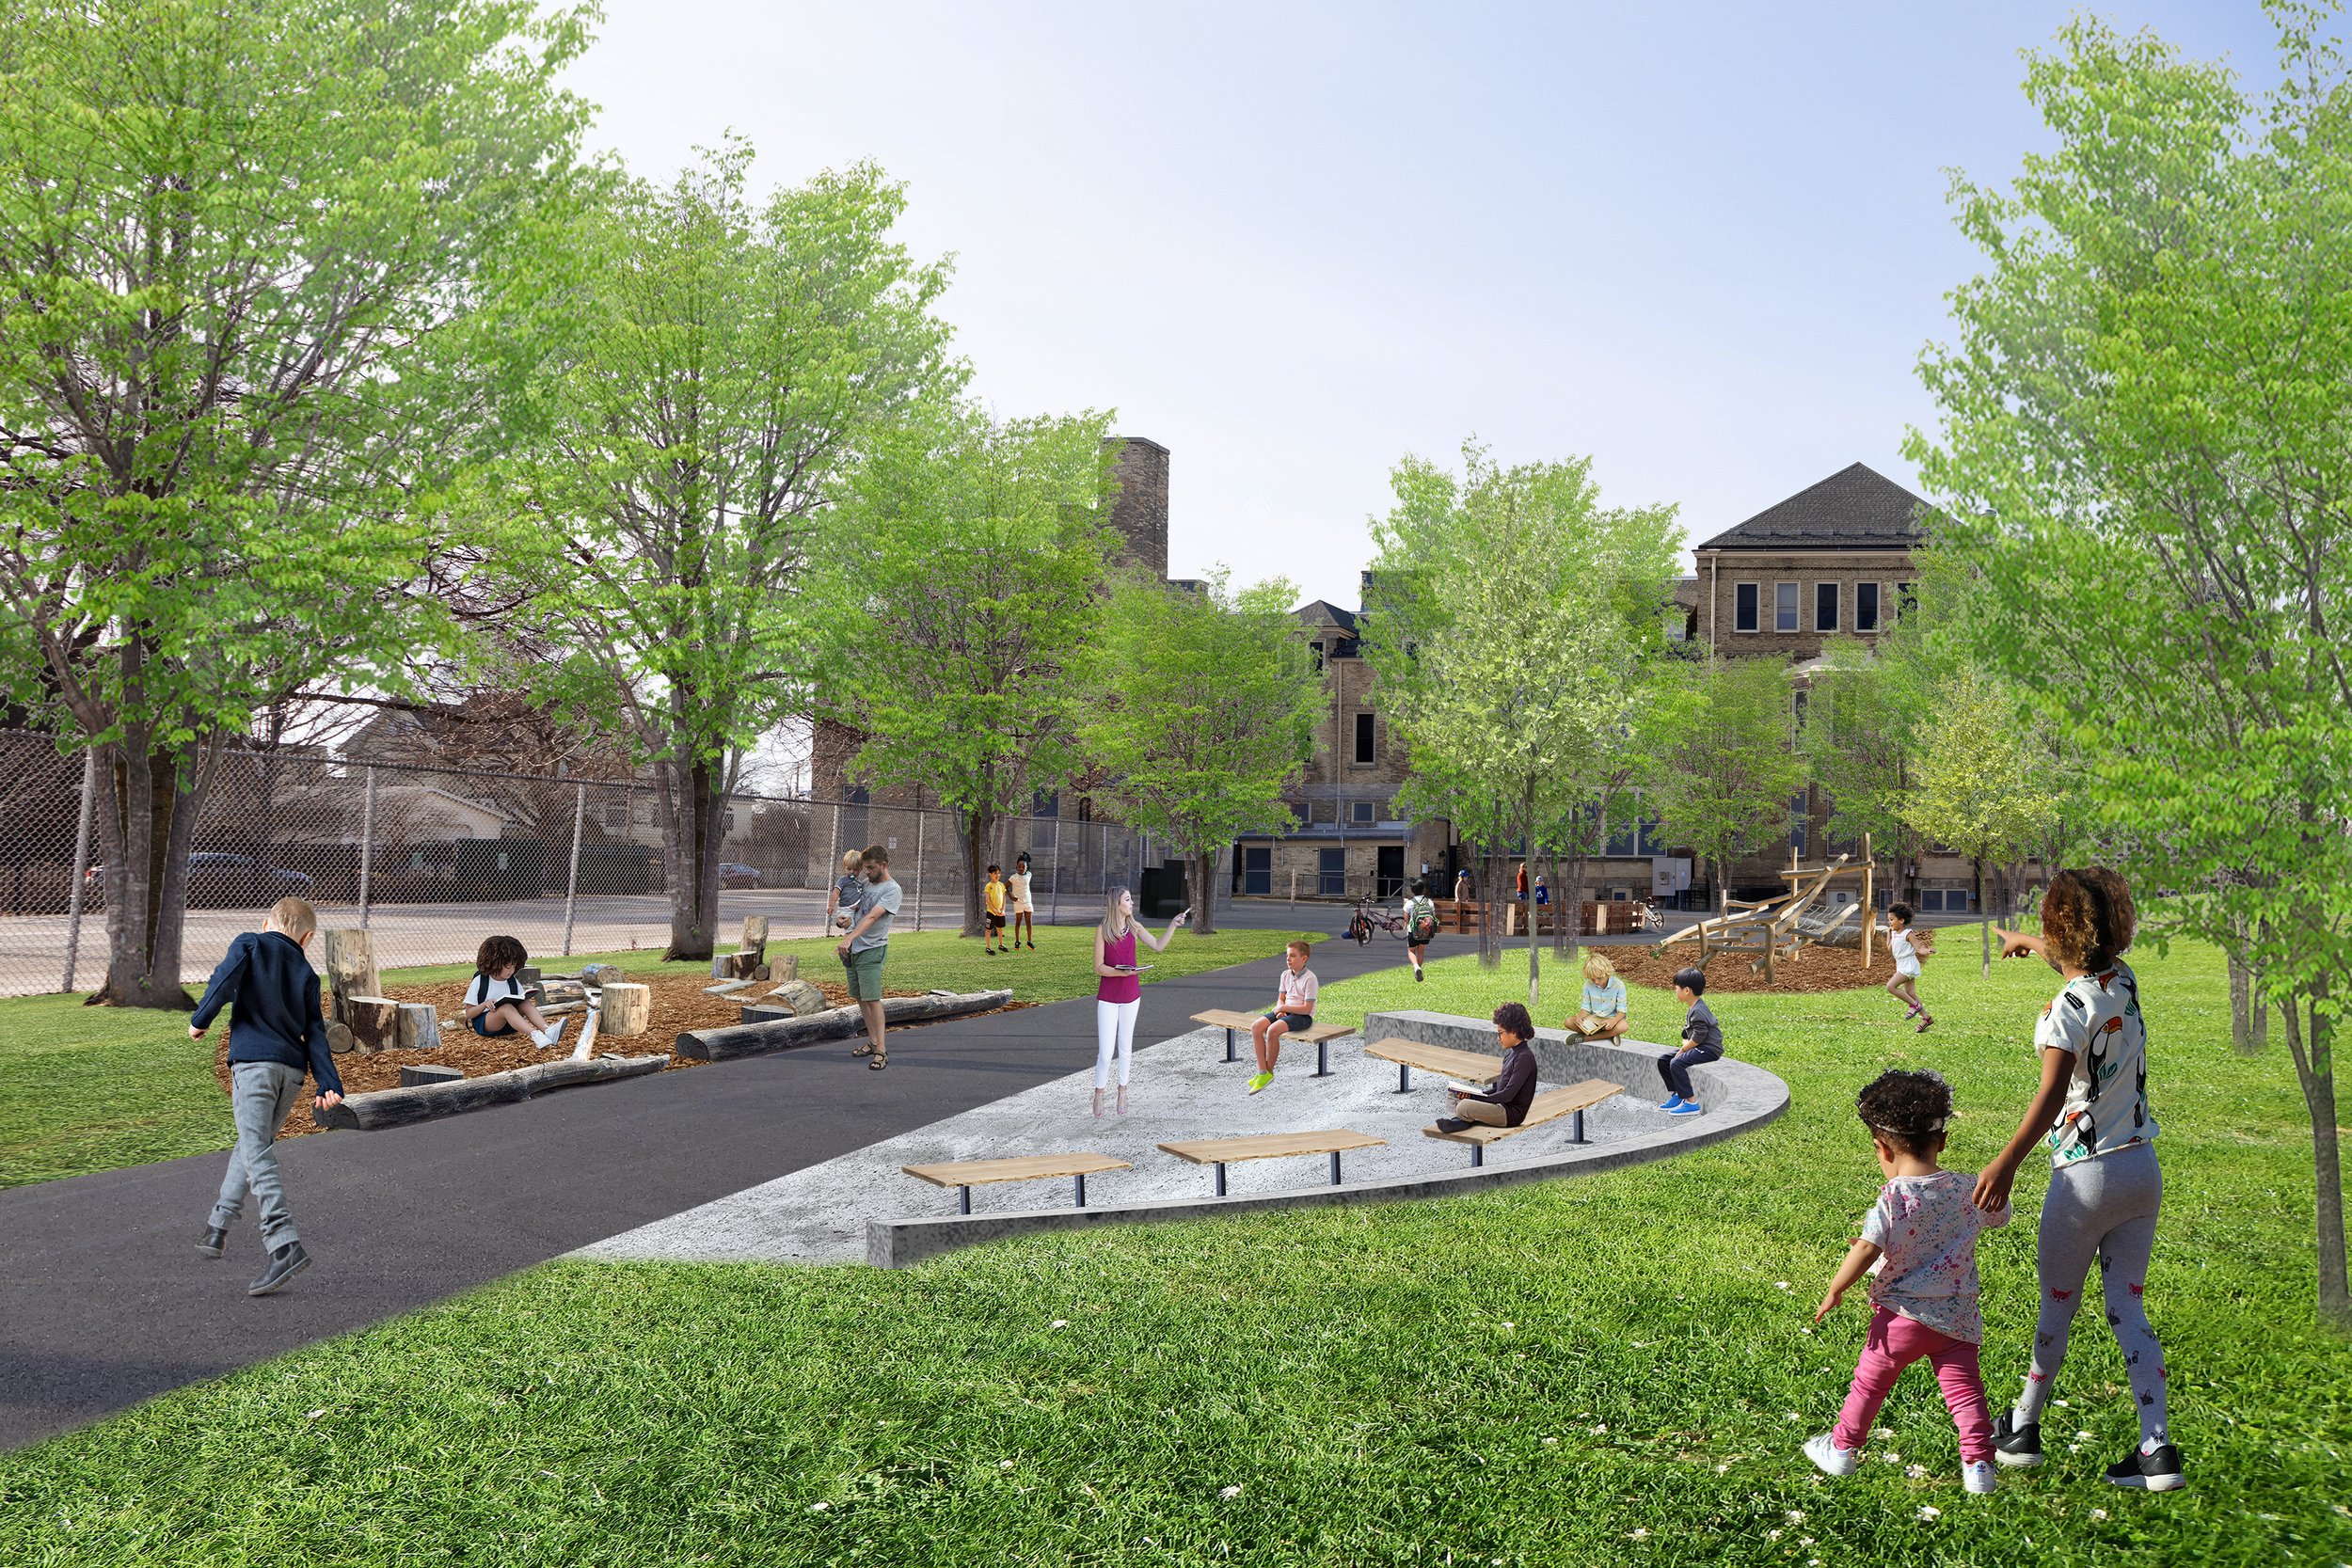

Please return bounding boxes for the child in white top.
[1246,941,1318,1094]
[1808,1069,2009,1494]
[1008,853,1036,950]
[1884,901,1936,1034]
[464,933,566,1049]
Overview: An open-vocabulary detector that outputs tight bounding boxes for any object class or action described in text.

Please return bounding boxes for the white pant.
[1094,998,1139,1088]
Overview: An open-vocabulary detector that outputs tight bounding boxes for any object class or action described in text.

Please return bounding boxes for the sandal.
[851,1041,874,1056]
[867,1053,888,1070]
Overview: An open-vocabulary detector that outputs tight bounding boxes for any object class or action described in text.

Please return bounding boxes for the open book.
[1444,1079,1487,1096]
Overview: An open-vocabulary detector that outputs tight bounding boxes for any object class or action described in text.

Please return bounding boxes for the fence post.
[913,803,927,933]
[60,747,97,995]
[356,765,378,928]
[1048,816,1061,927]
[561,783,586,958]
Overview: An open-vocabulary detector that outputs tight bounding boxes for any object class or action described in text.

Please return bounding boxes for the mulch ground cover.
[217,968,1031,1141]
[1579,934,1954,994]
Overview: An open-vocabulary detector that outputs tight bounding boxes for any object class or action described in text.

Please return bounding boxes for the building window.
[1032,790,1059,818]
[1855,581,1881,632]
[1332,638,1361,659]
[1308,641,1325,673]
[602,803,629,832]
[1896,582,1917,617]
[1815,581,1838,632]
[1792,688,1810,737]
[1789,791,1809,857]
[1352,800,1375,824]
[1353,711,1376,765]
[1318,847,1345,896]
[1775,581,1799,633]
[1734,582,1759,633]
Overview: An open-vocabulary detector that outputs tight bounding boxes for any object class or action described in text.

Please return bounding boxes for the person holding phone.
[1093,885,1186,1117]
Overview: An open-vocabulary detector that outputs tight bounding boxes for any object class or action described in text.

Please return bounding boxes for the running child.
[1657,966,1719,1116]
[1400,878,1438,981]
[189,896,346,1296]
[1974,867,2183,1491]
[1807,1069,2009,1495]
[1009,852,1036,950]
[1247,940,1318,1094]
[983,863,1008,955]
[1569,952,1629,1039]
[1885,901,1936,1033]
[465,934,567,1048]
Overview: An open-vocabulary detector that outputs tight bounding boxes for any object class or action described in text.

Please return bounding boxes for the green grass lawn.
[2,938,2345,1566]
[0,925,1318,1192]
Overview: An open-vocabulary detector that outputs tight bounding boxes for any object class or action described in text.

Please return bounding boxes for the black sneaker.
[1415,969,1425,983]
[1991,1410,2044,1468]
[1435,1117,1472,1133]
[247,1241,310,1296]
[197,1227,227,1259]
[2106,1443,2185,1491]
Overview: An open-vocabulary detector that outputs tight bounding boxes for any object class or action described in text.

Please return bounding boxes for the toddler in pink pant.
[1807,1069,2011,1495]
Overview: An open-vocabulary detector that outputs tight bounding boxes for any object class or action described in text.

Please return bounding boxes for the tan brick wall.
[1695,549,1916,661]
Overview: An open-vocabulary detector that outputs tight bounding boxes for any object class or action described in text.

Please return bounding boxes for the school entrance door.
[1241,847,1271,896]
[1375,846,1405,898]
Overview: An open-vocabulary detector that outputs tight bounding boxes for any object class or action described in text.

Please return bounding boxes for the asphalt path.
[0,921,1419,1452]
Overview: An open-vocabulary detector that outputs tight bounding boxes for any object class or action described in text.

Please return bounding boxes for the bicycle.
[1347,895,1411,944]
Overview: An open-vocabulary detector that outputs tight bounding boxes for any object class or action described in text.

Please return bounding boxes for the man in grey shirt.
[835,845,902,1069]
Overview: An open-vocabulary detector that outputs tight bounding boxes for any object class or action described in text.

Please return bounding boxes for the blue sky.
[562,1,2291,607]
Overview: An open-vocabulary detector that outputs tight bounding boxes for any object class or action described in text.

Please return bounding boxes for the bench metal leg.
[1396,1062,1411,1094]
[1571,1109,1586,1145]
[1224,1027,1238,1063]
[1470,1145,1484,1169]
[1328,1150,1342,1185]
[959,1185,971,1215]
[1214,1162,1228,1197]
[1315,1038,1331,1077]
[1073,1173,1088,1208]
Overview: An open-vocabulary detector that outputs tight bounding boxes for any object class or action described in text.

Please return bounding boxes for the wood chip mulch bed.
[216,969,1032,1140]
[1591,939,1914,994]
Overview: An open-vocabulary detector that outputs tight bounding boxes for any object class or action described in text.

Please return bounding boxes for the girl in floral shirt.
[1807,1069,2010,1494]
[1974,867,2182,1492]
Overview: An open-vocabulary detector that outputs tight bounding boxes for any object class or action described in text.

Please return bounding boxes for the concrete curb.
[863,1011,1789,1269]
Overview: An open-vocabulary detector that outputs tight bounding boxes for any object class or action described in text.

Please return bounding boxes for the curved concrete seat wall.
[865,1009,1788,1270]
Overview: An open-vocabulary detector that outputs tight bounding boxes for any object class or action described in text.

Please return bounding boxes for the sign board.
[1650,857,1692,895]
[886,837,898,851]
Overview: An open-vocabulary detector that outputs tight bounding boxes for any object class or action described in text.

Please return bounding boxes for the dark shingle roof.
[1693,463,1932,552]
[1295,600,1359,633]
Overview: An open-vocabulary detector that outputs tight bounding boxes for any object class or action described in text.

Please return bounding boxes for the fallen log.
[312,1054,668,1131]
[685,988,1013,1062]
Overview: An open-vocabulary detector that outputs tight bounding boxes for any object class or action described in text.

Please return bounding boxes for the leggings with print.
[2013,1140,2169,1449]
[1095,998,1140,1088]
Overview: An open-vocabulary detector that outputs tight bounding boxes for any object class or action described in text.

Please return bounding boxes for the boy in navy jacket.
[188,897,345,1295]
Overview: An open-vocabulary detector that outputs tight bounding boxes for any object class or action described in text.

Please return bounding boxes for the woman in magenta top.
[1093,886,1187,1117]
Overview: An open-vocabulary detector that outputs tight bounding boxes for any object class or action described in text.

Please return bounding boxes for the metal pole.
[60,747,97,994]
[561,783,587,957]
[824,798,841,937]
[1049,814,1062,927]
[356,765,378,928]
[913,803,927,933]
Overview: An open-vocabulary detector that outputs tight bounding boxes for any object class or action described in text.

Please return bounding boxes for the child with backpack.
[1400,878,1438,981]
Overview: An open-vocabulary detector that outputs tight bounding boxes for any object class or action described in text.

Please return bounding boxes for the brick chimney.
[1102,436,1169,579]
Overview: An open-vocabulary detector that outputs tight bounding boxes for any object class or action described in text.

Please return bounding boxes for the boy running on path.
[189,896,345,1296]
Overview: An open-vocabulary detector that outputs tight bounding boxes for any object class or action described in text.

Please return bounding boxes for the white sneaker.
[1963,1461,1998,1495]
[1804,1433,1859,1477]
[535,1020,567,1048]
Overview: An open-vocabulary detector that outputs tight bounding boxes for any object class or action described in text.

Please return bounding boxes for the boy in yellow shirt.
[983,863,1008,954]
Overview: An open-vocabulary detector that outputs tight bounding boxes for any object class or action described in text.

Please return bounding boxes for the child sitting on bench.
[1246,940,1319,1094]
[1436,1002,1539,1132]
[464,934,566,1048]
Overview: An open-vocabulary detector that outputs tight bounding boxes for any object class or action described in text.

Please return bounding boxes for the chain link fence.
[0,733,1164,997]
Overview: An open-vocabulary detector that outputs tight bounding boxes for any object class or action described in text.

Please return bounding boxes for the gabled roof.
[1295,600,1359,633]
[1693,463,1933,552]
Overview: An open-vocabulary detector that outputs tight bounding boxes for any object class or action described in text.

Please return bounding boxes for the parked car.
[717,862,762,889]
[85,852,316,909]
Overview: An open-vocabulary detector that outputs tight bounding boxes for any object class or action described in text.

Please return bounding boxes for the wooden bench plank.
[1157,1129,1386,1196]
[1193,1009,1353,1073]
[1422,1079,1626,1166]
[901,1152,1133,1187]
[1363,1036,1502,1093]
[900,1150,1133,1214]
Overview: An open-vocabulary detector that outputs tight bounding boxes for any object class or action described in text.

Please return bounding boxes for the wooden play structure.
[1654,833,1879,981]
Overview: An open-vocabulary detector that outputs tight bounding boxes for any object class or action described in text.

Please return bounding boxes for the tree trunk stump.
[394,1003,441,1051]
[346,996,402,1053]
[321,928,380,1027]
[600,982,652,1037]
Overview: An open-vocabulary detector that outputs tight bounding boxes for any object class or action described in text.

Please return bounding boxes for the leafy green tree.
[1362,442,1680,1000]
[0,0,592,1006]
[1071,570,1322,938]
[1899,667,2060,975]
[1645,655,1808,948]
[1908,6,2352,1323]
[811,402,1117,938]
[507,144,952,960]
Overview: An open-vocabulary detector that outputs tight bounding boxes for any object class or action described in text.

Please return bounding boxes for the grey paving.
[0,921,1399,1452]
